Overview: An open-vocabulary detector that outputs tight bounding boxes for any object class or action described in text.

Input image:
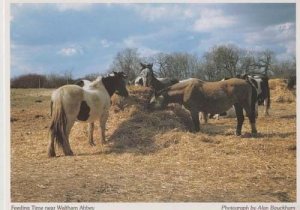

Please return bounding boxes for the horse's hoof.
[251,131,258,138]
[252,133,258,138]
[89,142,96,146]
[102,140,109,145]
[47,152,56,157]
[65,151,74,156]
[236,132,241,136]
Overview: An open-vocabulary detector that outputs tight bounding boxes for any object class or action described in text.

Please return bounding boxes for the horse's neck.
[150,76,164,91]
[165,80,197,104]
[102,77,116,97]
[166,89,184,104]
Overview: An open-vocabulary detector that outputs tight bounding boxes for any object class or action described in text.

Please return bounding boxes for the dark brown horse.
[148,78,258,136]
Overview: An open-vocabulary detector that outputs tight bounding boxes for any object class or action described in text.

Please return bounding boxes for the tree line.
[11,44,296,88]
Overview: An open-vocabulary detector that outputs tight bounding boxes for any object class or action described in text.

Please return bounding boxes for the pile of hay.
[269,79,295,103]
[107,85,191,154]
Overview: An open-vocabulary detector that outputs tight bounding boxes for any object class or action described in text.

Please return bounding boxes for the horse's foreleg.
[99,111,109,145]
[88,123,95,146]
[234,103,244,136]
[201,112,208,124]
[264,98,270,116]
[191,111,200,132]
[255,102,258,118]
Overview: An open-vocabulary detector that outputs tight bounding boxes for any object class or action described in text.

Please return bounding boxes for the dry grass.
[11,80,296,202]
[269,78,296,103]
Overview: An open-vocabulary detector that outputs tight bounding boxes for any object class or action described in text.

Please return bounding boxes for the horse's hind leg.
[62,120,75,156]
[191,110,200,132]
[248,102,258,135]
[88,123,95,146]
[242,99,258,135]
[48,133,56,157]
[234,103,244,136]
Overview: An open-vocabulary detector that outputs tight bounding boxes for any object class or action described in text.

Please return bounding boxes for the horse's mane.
[157,78,201,95]
[89,76,105,89]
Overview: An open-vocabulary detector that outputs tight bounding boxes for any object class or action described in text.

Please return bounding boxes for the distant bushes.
[11,73,76,89]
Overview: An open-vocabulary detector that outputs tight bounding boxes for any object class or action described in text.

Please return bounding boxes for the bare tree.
[109,48,141,81]
[239,49,257,74]
[11,74,47,88]
[63,69,74,85]
[256,49,275,76]
[149,52,201,80]
[200,44,242,80]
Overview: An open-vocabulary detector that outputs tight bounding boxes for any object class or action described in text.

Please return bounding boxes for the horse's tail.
[49,92,67,149]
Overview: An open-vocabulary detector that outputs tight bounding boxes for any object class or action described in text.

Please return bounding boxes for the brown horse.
[148,78,257,136]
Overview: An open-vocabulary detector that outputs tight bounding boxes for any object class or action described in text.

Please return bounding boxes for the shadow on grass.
[260,131,296,139]
[279,114,296,119]
[107,108,185,155]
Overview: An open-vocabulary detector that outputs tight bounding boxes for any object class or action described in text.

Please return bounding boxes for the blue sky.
[10,3,296,78]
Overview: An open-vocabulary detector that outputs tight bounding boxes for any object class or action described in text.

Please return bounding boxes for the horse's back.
[182,78,252,113]
[52,85,84,101]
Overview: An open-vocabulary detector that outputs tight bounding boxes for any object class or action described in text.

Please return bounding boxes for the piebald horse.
[135,63,179,91]
[148,78,258,136]
[48,72,128,157]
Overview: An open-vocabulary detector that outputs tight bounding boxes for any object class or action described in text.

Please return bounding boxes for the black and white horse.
[238,74,270,116]
[48,72,128,157]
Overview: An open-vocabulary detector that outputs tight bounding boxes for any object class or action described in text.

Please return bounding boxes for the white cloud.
[58,46,83,56]
[131,5,236,32]
[56,4,93,12]
[245,22,295,59]
[138,47,160,58]
[193,9,236,32]
[245,22,295,44]
[100,39,111,48]
[123,35,160,57]
[131,5,196,22]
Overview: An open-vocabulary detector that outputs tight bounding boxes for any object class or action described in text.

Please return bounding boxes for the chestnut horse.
[148,78,258,136]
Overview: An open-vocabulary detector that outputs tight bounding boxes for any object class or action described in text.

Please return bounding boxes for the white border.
[4,1,10,210]
[7,0,298,3]
[3,1,299,210]
[0,0,5,208]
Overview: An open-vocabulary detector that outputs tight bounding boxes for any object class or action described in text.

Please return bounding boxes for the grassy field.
[11,79,296,202]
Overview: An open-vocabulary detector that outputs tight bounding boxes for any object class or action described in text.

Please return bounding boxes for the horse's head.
[147,89,168,111]
[110,71,129,97]
[140,63,154,87]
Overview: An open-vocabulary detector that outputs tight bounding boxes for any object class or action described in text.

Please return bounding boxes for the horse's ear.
[120,72,127,79]
[140,63,146,69]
